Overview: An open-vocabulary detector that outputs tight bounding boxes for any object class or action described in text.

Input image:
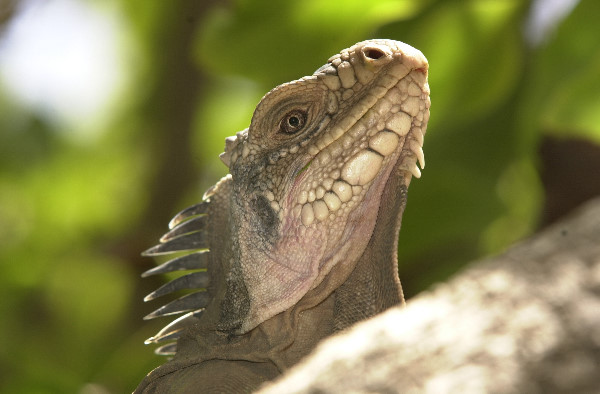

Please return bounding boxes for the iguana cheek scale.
[136,39,430,392]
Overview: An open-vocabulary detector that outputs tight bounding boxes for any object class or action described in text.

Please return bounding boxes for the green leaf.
[519,0,600,143]
[379,0,528,130]
[196,0,432,86]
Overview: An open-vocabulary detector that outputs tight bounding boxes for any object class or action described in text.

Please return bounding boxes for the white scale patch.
[295,70,429,227]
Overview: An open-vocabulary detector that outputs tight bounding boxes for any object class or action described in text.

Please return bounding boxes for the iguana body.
[136,39,430,393]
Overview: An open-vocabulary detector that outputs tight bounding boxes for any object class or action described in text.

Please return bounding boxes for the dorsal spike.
[141,251,209,278]
[144,272,210,301]
[219,151,231,168]
[141,232,208,256]
[168,201,209,229]
[144,291,211,320]
[160,215,208,243]
[139,174,235,361]
[145,329,180,345]
[145,310,204,344]
[154,342,177,356]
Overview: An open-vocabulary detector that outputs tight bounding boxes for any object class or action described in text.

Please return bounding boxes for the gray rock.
[259,198,600,394]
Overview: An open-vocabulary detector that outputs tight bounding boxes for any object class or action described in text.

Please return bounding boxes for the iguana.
[135,39,430,393]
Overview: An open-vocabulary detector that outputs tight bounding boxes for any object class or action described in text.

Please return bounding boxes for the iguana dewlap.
[136,39,430,393]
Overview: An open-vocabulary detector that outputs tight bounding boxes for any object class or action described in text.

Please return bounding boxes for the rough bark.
[259,197,600,394]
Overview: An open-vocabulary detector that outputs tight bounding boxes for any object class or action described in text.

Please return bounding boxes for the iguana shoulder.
[135,39,430,393]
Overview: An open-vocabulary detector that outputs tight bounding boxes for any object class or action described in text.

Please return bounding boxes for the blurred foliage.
[0,0,598,392]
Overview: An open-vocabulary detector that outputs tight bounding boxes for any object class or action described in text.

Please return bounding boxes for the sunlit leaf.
[535,0,600,141]
[379,0,528,130]
[196,0,433,86]
[519,0,600,143]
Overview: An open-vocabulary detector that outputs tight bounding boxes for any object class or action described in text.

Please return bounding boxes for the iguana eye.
[279,110,307,134]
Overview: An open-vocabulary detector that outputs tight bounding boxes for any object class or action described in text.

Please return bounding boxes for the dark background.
[1,0,598,392]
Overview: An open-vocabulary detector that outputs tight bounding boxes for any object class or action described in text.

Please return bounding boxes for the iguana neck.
[270,162,411,368]
[333,179,407,330]
[172,174,409,373]
[271,169,410,367]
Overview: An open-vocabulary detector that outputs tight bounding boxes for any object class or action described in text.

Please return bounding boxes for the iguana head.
[218,39,429,333]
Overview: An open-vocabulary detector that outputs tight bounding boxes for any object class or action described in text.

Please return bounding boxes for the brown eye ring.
[279,110,307,134]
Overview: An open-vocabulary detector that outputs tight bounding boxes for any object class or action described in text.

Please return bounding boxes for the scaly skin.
[136,39,430,393]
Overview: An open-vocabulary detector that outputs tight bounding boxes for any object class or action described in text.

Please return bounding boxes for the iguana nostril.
[364,48,385,60]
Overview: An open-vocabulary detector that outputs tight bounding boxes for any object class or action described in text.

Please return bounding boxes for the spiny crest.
[141,198,212,355]
[219,129,248,168]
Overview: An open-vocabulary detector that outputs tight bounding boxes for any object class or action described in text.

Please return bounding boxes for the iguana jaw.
[224,40,429,334]
[286,57,429,295]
